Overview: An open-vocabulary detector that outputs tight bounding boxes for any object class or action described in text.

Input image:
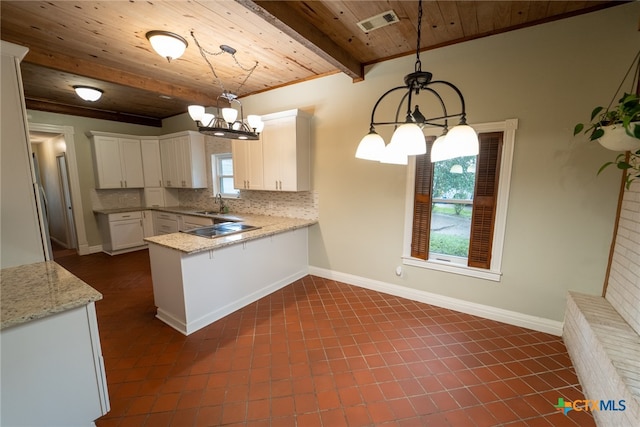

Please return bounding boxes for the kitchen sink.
[181,222,260,239]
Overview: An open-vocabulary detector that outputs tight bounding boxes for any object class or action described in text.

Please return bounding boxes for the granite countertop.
[1,261,102,330]
[145,213,317,254]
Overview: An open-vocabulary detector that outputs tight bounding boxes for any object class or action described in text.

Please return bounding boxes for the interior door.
[57,154,77,249]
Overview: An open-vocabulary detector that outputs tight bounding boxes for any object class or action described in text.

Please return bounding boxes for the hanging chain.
[606,48,640,110]
[415,0,423,73]
[191,31,259,96]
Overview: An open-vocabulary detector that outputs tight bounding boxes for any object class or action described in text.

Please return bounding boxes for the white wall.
[237,3,640,323]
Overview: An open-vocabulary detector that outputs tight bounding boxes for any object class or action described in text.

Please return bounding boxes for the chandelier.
[355,0,478,165]
[187,32,263,140]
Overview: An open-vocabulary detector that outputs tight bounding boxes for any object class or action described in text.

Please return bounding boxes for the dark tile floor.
[55,249,594,426]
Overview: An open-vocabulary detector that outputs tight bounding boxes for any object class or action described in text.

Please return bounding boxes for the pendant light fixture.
[73,85,103,102]
[187,32,263,140]
[356,0,478,164]
[145,31,188,62]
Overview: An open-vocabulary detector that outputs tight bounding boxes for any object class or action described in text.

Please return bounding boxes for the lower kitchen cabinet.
[97,211,145,255]
[142,210,155,238]
[1,302,109,426]
[148,227,308,335]
[154,211,178,235]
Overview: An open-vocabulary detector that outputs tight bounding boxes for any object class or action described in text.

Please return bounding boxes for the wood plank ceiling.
[0,1,624,127]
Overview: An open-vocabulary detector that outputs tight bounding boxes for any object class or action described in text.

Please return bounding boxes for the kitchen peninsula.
[0,261,110,426]
[145,212,316,335]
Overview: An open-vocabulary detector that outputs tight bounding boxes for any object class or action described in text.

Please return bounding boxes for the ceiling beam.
[22,48,213,106]
[236,0,364,82]
[25,99,162,127]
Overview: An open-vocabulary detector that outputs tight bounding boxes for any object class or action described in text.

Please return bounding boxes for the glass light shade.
[146,31,187,62]
[355,132,385,161]
[222,107,238,124]
[379,141,408,165]
[247,115,262,130]
[188,105,205,122]
[389,123,426,155]
[447,124,479,157]
[430,133,452,162]
[201,113,215,127]
[73,86,102,102]
[450,164,463,174]
[255,121,265,133]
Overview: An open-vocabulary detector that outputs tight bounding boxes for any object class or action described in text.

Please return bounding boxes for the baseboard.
[78,244,103,255]
[308,266,563,336]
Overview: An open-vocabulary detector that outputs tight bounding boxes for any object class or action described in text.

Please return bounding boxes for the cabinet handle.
[159,180,162,187]
[124,180,128,188]
[122,215,131,218]
[120,180,123,188]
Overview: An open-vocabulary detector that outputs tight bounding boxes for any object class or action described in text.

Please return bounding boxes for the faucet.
[216,193,226,213]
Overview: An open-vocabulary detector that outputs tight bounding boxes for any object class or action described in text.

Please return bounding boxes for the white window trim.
[211,153,238,198]
[401,118,518,282]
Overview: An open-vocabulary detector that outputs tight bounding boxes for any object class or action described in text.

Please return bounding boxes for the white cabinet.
[154,211,179,235]
[89,133,144,189]
[261,109,311,191]
[142,210,155,238]
[232,139,264,190]
[160,131,206,188]
[1,302,109,426]
[98,211,145,254]
[141,138,163,188]
[149,227,309,335]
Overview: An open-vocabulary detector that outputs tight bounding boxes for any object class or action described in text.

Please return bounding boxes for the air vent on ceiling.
[357,10,399,33]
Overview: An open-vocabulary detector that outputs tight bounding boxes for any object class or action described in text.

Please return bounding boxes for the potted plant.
[574,92,640,150]
[574,92,640,188]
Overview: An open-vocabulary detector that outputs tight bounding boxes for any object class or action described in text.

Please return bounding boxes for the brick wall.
[605,180,640,335]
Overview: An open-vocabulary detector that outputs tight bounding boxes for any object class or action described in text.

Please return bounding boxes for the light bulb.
[201,113,215,127]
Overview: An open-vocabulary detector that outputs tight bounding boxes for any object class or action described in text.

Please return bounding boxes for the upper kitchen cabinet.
[261,109,311,192]
[88,131,144,189]
[160,131,206,189]
[140,138,163,188]
[232,139,264,190]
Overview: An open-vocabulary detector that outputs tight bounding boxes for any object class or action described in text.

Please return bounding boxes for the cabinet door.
[141,139,163,187]
[160,138,179,187]
[142,211,155,237]
[109,218,144,250]
[92,136,123,189]
[179,133,206,188]
[262,117,298,191]
[231,140,249,190]
[119,138,144,188]
[232,140,263,190]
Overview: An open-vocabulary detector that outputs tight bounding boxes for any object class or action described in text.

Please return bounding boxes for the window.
[403,119,517,281]
[211,153,239,198]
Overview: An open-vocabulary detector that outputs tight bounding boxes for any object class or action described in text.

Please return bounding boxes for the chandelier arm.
[427,80,468,119]
[368,85,411,129]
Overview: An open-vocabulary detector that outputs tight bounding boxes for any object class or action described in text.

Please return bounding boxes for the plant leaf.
[597,161,614,175]
[591,128,605,140]
[573,123,584,135]
[590,106,604,121]
[617,161,633,170]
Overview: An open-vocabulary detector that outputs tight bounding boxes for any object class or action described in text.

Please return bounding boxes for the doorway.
[30,131,77,257]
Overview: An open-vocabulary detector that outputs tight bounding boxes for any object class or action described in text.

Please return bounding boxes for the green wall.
[237,3,640,322]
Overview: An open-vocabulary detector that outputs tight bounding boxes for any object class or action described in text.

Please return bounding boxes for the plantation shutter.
[468,132,503,269]
[411,137,435,260]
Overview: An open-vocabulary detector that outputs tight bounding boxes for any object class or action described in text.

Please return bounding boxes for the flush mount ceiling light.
[145,30,188,62]
[355,0,478,165]
[73,85,103,102]
[187,31,263,140]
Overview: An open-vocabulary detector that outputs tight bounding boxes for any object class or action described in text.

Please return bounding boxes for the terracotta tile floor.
[55,249,594,426]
